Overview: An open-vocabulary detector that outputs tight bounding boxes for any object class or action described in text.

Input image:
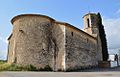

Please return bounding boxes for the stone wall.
[8,34,15,63]
[8,15,54,68]
[65,25,99,70]
[50,22,66,71]
[8,14,66,71]
[8,14,103,71]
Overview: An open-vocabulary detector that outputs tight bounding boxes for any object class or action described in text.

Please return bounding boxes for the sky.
[0,0,120,60]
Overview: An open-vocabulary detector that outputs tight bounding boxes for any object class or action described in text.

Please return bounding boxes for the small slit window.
[19,29,24,33]
[86,38,88,43]
[71,32,73,36]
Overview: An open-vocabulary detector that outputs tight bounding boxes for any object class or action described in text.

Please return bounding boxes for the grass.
[0,61,53,71]
[0,60,6,64]
[0,63,11,71]
[7,64,37,71]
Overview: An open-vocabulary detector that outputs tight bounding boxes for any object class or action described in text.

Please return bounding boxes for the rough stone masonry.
[7,13,103,71]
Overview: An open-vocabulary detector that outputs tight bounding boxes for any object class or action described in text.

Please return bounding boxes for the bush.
[0,60,6,64]
[43,65,52,71]
[0,63,53,71]
[7,64,37,71]
[25,65,37,71]
[0,63,37,71]
[38,65,53,71]
[0,63,11,71]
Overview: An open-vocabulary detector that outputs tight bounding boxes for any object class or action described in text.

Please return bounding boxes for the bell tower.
[83,13,103,61]
[83,13,98,37]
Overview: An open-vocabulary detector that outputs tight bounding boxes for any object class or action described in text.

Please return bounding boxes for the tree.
[97,12,108,61]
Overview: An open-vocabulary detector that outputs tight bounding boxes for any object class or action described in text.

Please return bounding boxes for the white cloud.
[0,36,8,60]
[0,50,7,60]
[116,9,120,14]
[0,36,8,44]
[103,17,120,49]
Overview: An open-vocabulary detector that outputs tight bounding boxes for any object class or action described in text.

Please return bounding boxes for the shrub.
[0,60,6,64]
[0,63,53,71]
[44,65,52,71]
[7,64,37,71]
[25,64,37,71]
[38,65,53,71]
[0,63,11,71]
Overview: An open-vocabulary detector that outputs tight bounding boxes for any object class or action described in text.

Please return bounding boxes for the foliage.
[38,65,53,71]
[0,63,37,71]
[7,64,37,71]
[0,62,52,71]
[0,63,11,71]
[0,60,6,64]
[97,12,108,61]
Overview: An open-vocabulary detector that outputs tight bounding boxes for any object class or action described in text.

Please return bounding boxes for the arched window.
[87,18,90,27]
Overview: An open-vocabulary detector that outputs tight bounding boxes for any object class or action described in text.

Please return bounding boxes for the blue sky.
[0,0,120,59]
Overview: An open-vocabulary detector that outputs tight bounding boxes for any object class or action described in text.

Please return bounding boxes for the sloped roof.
[55,21,96,39]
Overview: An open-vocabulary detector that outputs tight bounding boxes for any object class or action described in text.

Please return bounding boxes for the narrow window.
[87,18,90,27]
[86,38,88,43]
[71,32,73,36]
[19,29,24,33]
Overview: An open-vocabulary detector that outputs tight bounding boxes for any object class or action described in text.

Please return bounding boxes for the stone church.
[7,13,103,71]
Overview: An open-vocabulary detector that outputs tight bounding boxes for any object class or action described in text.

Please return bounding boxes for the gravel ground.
[0,67,120,77]
[0,71,120,77]
[81,66,120,72]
